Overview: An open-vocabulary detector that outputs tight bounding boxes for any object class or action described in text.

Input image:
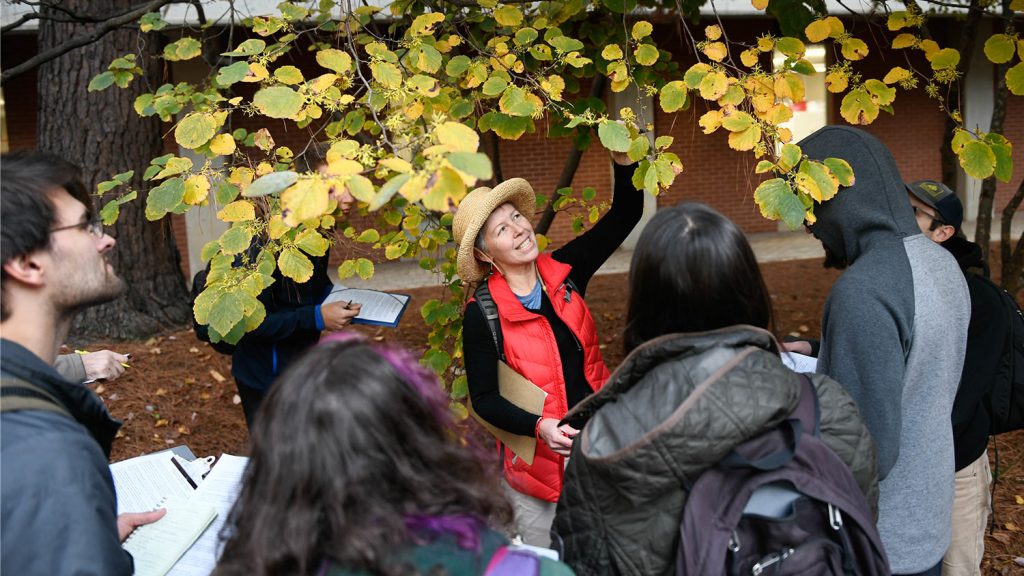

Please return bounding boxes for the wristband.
[535,417,543,439]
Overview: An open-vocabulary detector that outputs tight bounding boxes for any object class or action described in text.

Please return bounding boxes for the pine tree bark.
[37,0,191,340]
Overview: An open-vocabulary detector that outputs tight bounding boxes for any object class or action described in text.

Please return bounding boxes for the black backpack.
[191,264,236,356]
[676,375,890,576]
[985,277,1024,435]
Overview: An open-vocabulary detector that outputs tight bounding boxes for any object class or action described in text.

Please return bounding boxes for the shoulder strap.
[474,282,505,361]
[1,376,72,418]
[484,546,541,576]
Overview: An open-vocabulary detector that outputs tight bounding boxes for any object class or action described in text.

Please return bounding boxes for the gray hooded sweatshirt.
[800,126,969,574]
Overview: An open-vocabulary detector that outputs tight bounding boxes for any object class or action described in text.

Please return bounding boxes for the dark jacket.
[800,126,969,573]
[945,237,1009,470]
[552,327,878,576]
[1,339,132,575]
[231,247,332,392]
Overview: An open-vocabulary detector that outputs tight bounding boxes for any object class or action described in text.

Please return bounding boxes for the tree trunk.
[535,74,608,235]
[38,0,191,340]
[1001,181,1024,296]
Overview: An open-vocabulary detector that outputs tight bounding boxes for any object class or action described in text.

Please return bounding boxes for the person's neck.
[0,308,67,364]
[501,262,540,296]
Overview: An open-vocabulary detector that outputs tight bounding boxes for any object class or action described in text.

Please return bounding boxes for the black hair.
[213,337,512,576]
[1,151,90,321]
[624,202,775,353]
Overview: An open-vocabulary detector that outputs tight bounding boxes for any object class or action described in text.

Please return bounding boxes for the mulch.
[78,256,1022,572]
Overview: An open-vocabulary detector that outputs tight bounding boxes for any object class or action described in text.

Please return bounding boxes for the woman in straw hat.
[453,151,641,547]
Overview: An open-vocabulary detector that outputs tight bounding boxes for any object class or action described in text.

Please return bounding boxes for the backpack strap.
[1,376,72,418]
[484,546,542,576]
[474,282,505,362]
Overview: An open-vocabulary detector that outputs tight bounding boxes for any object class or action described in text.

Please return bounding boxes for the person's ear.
[2,253,46,287]
[934,224,955,243]
[474,247,491,265]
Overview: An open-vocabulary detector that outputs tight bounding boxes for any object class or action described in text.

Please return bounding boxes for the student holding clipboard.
[454,149,642,547]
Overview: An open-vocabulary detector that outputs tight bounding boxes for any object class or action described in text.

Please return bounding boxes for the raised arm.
[552,162,643,296]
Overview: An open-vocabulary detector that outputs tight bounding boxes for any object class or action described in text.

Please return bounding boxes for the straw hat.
[453,178,536,283]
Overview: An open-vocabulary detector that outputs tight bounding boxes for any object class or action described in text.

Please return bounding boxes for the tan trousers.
[942,450,991,576]
[502,480,557,548]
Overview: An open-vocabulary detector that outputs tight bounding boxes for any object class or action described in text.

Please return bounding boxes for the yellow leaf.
[919,39,940,57]
[217,200,255,222]
[326,159,364,178]
[778,127,793,143]
[1014,495,1023,505]
[841,38,869,61]
[244,62,269,82]
[209,133,236,156]
[706,25,722,41]
[774,73,805,103]
[379,157,412,173]
[699,70,729,100]
[436,121,479,152]
[741,49,759,68]
[493,5,523,27]
[229,167,254,188]
[703,42,728,62]
[631,21,653,41]
[183,175,210,205]
[757,37,774,52]
[826,70,849,93]
[763,104,793,125]
[805,20,832,43]
[892,33,917,50]
[824,16,845,38]
[752,0,768,10]
[699,110,724,134]
[883,66,912,84]
[728,125,762,151]
[281,179,329,227]
[602,44,623,60]
[1006,522,1020,532]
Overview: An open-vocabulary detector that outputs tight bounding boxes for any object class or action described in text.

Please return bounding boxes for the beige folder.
[467,361,547,466]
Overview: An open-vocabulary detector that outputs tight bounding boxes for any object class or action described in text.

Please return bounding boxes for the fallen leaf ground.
[79,257,1022,572]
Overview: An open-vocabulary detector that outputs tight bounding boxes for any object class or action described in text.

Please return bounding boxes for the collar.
[486,254,572,321]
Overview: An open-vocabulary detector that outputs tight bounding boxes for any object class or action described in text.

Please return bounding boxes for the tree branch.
[0,0,183,86]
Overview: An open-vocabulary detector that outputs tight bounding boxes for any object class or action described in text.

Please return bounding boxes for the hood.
[799,126,920,265]
[943,235,988,276]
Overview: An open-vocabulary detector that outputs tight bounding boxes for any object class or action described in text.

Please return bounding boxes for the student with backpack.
[905,180,1018,576]
[454,149,642,547]
[213,335,574,576]
[552,203,885,576]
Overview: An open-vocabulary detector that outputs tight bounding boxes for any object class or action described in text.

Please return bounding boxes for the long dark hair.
[624,202,774,353]
[214,336,512,576]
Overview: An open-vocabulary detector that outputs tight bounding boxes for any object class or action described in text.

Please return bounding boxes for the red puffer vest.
[485,254,611,502]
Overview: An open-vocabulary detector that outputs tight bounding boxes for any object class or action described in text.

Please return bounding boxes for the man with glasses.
[907,180,1007,576]
[1,151,164,574]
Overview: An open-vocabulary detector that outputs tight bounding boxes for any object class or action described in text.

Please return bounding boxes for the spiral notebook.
[122,495,217,576]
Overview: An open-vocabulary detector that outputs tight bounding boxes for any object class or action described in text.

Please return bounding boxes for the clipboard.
[468,361,547,466]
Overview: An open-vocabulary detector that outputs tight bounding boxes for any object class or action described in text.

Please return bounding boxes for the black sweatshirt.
[464,163,642,436]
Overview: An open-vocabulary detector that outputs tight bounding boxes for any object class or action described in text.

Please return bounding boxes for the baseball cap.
[906,180,963,233]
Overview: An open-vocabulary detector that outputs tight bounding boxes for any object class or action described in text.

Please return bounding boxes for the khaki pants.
[942,450,991,576]
[502,480,557,548]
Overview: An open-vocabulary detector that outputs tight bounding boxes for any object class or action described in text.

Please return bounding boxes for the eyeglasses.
[912,206,945,225]
[51,217,105,238]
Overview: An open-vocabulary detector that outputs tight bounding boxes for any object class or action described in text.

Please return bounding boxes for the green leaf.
[316,48,352,74]
[797,160,839,202]
[278,247,315,282]
[627,136,649,162]
[548,36,584,53]
[216,61,250,86]
[655,136,674,150]
[98,191,137,225]
[274,65,304,84]
[989,141,1013,183]
[295,229,330,256]
[635,44,659,66]
[659,80,689,113]
[482,76,508,97]
[839,88,879,125]
[775,37,805,58]
[487,113,531,140]
[369,174,411,211]
[163,37,202,61]
[755,160,775,174]
[984,34,1016,64]
[791,59,816,75]
[355,258,375,280]
[823,157,855,187]
[499,86,540,117]
[514,27,538,47]
[447,152,493,179]
[356,229,380,243]
[446,55,471,77]
[219,226,254,255]
[929,48,960,70]
[864,79,896,106]
[778,143,802,173]
[174,113,219,149]
[698,70,728,101]
[88,72,115,92]
[208,291,245,337]
[721,112,755,132]
[684,63,711,89]
[223,39,266,57]
[598,121,630,152]
[493,5,523,27]
[253,86,304,119]
[958,139,996,180]
[370,61,403,88]
[346,175,375,203]
[145,177,185,220]
[1007,62,1024,96]
[631,21,653,40]
[754,178,806,230]
[244,171,299,197]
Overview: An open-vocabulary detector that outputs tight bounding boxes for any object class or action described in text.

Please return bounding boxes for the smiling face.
[46,188,125,314]
[476,202,539,270]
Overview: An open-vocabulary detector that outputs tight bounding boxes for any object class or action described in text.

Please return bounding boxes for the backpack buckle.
[828,503,843,530]
[728,530,740,553]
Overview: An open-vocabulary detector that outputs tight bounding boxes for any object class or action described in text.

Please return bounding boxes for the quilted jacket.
[552,326,878,576]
